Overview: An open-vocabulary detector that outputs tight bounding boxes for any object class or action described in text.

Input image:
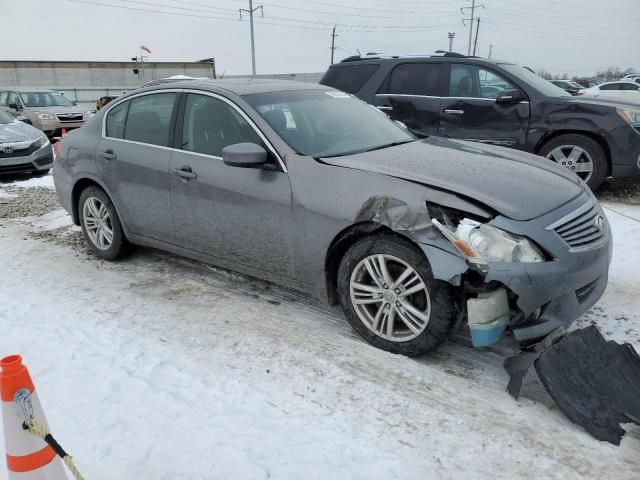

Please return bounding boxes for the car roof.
[332,53,515,68]
[6,87,60,92]
[141,78,329,96]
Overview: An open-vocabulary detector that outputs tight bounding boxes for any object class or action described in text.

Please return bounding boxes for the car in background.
[0,109,53,175]
[579,81,640,100]
[320,53,640,190]
[0,88,91,138]
[550,79,583,95]
[53,79,611,354]
[574,78,600,88]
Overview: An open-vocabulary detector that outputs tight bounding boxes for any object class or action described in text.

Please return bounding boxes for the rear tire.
[539,134,607,190]
[78,186,128,260]
[337,234,459,357]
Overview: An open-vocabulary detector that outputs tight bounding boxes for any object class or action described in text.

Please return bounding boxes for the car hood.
[0,120,42,143]
[26,105,84,114]
[561,96,640,108]
[321,137,584,221]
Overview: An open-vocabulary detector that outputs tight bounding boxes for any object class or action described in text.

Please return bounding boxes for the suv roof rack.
[339,51,468,63]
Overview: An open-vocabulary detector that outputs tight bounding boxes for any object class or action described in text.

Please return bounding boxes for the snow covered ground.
[0,173,639,480]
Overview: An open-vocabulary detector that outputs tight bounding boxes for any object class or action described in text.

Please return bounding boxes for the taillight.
[577,90,585,96]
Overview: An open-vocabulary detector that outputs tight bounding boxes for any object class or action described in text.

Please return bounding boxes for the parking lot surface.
[1,174,639,480]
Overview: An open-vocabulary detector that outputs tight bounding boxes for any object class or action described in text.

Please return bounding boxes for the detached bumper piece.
[505,326,640,445]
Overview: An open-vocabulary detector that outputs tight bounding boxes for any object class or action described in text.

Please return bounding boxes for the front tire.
[78,186,128,260]
[337,234,459,357]
[539,134,607,190]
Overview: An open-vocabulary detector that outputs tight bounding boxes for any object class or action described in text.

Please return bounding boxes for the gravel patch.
[596,181,640,205]
[29,226,92,256]
[0,187,60,219]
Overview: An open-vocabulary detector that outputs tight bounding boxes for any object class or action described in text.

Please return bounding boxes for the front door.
[170,92,295,278]
[439,64,530,148]
[95,92,178,242]
[374,62,446,136]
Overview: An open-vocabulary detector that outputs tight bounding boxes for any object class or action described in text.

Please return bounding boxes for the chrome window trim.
[101,88,287,173]
[375,93,529,103]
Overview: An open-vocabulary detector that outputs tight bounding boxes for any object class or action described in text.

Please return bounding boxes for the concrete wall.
[0,61,324,110]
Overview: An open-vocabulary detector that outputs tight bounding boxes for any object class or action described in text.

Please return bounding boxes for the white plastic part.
[467,288,510,326]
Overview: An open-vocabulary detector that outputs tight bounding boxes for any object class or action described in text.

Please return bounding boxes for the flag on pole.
[141,45,151,54]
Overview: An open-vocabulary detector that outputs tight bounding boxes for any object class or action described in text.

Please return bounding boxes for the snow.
[0,172,55,189]
[0,175,639,479]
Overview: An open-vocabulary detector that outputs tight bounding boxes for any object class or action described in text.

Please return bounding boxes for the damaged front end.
[419,192,612,350]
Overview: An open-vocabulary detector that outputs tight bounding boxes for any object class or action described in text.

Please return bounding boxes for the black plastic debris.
[505,326,640,445]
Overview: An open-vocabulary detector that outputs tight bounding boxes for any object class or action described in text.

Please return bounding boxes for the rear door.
[439,64,530,148]
[374,62,446,136]
[169,92,295,277]
[95,91,178,242]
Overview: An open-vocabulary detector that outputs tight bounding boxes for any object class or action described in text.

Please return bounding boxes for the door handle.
[173,165,197,180]
[376,106,393,111]
[443,109,465,115]
[100,149,116,161]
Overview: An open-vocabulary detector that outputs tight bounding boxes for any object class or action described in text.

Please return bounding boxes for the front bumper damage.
[420,190,612,346]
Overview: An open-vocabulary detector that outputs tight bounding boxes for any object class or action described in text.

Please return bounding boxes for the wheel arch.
[71,177,115,226]
[324,222,423,306]
[534,130,612,176]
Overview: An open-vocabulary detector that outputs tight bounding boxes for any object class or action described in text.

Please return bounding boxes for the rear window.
[320,64,379,94]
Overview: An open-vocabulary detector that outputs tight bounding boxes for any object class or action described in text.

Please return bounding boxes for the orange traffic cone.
[1,355,68,479]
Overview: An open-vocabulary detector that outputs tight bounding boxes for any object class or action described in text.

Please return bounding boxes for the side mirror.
[496,89,526,105]
[8,103,19,110]
[222,142,267,168]
[73,101,79,106]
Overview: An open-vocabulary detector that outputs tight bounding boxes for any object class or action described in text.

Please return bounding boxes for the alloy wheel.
[82,197,113,250]
[349,254,431,342]
[545,145,593,182]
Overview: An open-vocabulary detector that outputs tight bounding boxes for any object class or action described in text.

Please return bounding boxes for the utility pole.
[461,0,484,56]
[330,26,338,64]
[448,32,455,52]
[239,0,263,75]
[473,18,480,56]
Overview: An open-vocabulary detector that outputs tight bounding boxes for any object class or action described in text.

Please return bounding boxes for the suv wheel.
[337,234,459,356]
[539,134,607,190]
[78,186,128,260]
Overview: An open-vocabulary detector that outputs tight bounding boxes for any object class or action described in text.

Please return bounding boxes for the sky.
[4,0,639,77]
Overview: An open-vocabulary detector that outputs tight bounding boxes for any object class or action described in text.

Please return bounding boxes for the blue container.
[469,317,508,347]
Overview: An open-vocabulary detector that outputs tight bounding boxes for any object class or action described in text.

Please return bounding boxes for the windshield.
[499,64,570,97]
[20,91,74,107]
[0,110,14,124]
[244,90,416,158]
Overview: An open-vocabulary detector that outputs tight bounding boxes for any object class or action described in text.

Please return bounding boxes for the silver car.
[0,110,53,175]
[53,79,612,356]
[0,88,90,138]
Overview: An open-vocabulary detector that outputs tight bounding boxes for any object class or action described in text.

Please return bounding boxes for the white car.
[579,80,640,100]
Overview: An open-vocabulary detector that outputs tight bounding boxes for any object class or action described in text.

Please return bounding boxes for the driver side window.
[449,65,515,99]
[181,94,263,158]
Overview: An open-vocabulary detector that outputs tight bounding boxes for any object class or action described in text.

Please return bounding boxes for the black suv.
[320,53,640,190]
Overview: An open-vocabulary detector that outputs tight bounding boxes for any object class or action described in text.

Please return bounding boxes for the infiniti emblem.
[594,215,605,231]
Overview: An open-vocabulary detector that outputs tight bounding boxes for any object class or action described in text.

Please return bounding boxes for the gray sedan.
[52,79,612,355]
[0,110,53,175]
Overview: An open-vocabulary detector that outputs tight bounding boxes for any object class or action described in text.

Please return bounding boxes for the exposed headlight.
[432,218,545,265]
[36,112,55,120]
[617,107,640,129]
[31,135,50,149]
